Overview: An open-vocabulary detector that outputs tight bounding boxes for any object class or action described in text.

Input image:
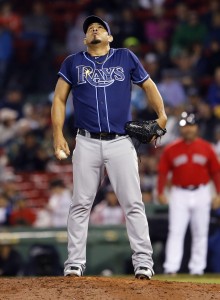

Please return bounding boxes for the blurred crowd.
[0,0,220,229]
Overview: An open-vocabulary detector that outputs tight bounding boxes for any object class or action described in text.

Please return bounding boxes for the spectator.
[139,154,158,204]
[172,50,196,91]
[157,112,220,275]
[22,243,63,276]
[171,11,208,57]
[0,22,13,94]
[190,42,208,79]
[0,193,10,225]
[142,187,154,204]
[115,8,143,48]
[21,103,41,130]
[144,52,161,83]
[33,206,51,228]
[22,1,51,58]
[186,86,203,113]
[35,178,72,228]
[15,101,52,141]
[0,243,23,276]
[206,39,220,76]
[152,38,173,70]
[205,12,220,47]
[90,186,125,225]
[0,108,18,146]
[66,13,87,54]
[138,0,165,10]
[157,69,186,107]
[0,1,22,37]
[86,1,113,15]
[197,101,220,142]
[130,83,147,115]
[0,172,24,206]
[143,6,173,45]
[207,212,220,272]
[45,179,71,227]
[9,197,36,226]
[0,148,8,182]
[123,36,142,57]
[206,66,220,107]
[173,2,189,27]
[137,102,158,122]
[201,0,220,30]
[8,130,50,171]
[156,105,180,147]
[0,87,25,118]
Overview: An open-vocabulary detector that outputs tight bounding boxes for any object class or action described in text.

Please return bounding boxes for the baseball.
[58,149,68,160]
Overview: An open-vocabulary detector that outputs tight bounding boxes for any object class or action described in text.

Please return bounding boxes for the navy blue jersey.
[58,48,149,133]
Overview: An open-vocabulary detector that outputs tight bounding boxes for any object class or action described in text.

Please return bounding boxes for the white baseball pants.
[164,185,212,274]
[64,134,154,274]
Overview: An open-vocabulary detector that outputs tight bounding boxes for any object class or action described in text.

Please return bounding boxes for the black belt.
[178,185,201,191]
[78,129,125,140]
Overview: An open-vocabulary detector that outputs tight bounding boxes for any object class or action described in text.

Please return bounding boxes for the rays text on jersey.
[77,65,125,87]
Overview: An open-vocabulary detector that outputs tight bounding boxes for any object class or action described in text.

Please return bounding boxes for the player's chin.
[90,39,101,44]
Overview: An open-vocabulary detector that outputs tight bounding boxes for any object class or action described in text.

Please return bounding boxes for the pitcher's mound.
[0,276,219,300]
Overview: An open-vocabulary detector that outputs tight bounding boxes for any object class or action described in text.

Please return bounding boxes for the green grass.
[153,274,220,284]
[111,274,220,284]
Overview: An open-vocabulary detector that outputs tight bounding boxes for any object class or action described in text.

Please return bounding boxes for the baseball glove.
[124,120,167,144]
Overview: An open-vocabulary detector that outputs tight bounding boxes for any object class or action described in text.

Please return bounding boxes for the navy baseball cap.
[179,112,197,127]
[83,15,111,35]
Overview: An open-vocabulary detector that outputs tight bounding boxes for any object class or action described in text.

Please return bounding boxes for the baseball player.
[157,112,220,275]
[51,15,167,279]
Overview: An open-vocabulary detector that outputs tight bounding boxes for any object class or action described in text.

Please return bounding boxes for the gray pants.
[64,134,154,274]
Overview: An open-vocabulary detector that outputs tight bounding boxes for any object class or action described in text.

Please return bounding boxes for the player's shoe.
[64,266,82,277]
[135,267,154,280]
[190,272,203,276]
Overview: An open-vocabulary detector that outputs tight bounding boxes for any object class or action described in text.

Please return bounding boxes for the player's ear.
[83,38,87,45]
[108,35,113,43]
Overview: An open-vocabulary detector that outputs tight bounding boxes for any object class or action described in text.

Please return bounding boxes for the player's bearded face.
[86,23,108,45]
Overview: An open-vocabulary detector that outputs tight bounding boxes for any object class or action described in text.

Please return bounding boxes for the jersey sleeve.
[58,55,73,85]
[127,49,149,84]
[208,145,220,174]
[207,145,220,192]
[208,145,220,193]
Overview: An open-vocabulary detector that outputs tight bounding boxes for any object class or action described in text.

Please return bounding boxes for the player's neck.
[87,45,110,57]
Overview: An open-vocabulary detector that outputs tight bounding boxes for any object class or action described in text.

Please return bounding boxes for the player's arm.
[51,77,71,158]
[140,78,167,129]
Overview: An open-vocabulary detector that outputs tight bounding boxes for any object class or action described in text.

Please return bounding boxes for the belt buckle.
[100,132,108,137]
[100,132,109,140]
[188,185,196,190]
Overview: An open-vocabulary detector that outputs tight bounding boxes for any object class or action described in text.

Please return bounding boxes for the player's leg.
[64,135,103,276]
[163,187,191,274]
[104,137,154,277]
[188,185,212,275]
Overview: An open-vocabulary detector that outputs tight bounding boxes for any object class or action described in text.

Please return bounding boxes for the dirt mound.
[0,276,219,300]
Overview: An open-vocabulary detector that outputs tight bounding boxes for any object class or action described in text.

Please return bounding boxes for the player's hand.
[211,195,220,210]
[53,134,70,159]
[158,194,168,205]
